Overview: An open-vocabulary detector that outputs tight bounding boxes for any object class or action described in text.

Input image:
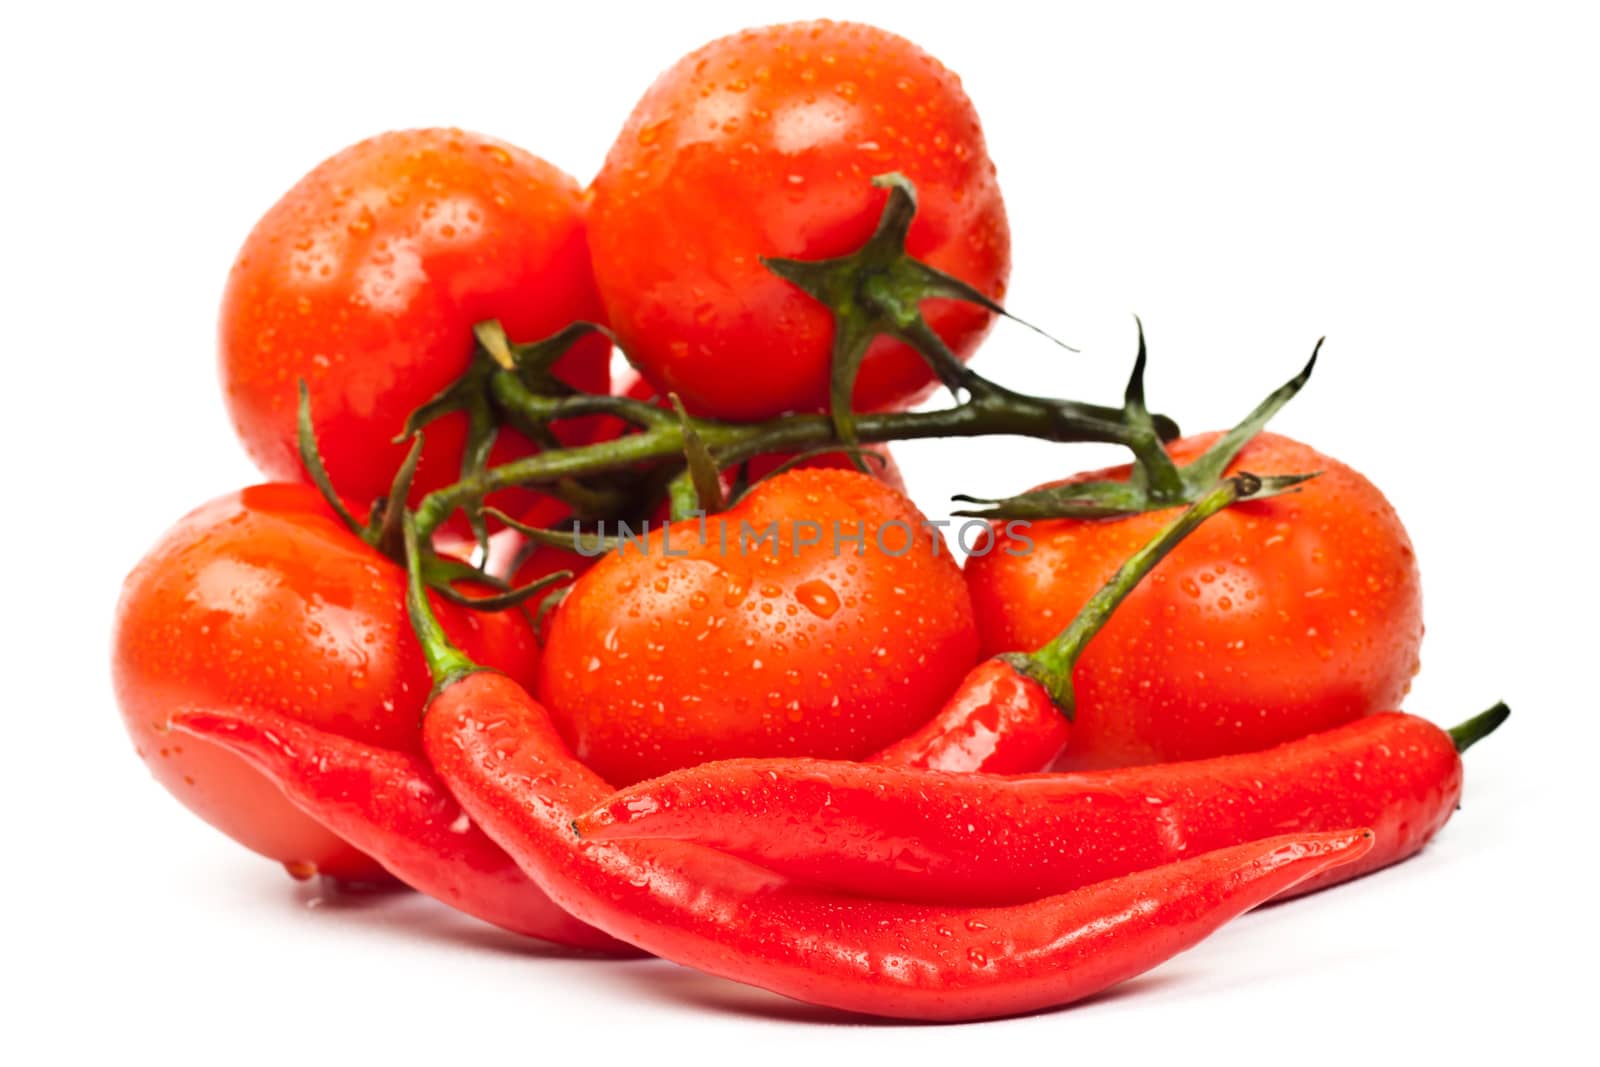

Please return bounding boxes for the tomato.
[536,468,979,784]
[587,20,1010,420]
[964,432,1423,770]
[112,484,541,881]
[219,128,609,519]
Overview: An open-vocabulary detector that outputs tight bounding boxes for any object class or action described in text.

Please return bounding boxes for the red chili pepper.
[168,704,632,954]
[867,657,1069,773]
[575,706,1507,906]
[402,513,1373,1020]
[428,667,1371,1018]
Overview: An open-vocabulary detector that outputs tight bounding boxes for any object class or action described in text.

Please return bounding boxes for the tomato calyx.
[295,381,572,613]
[1002,472,1305,718]
[954,326,1324,521]
[763,173,1080,452]
[401,320,629,556]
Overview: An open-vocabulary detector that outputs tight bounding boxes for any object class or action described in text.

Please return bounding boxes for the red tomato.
[537,468,979,784]
[964,432,1423,769]
[219,128,609,518]
[112,484,541,881]
[588,21,1010,420]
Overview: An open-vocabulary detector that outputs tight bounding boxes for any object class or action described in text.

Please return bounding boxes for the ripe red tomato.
[587,20,1010,420]
[964,432,1423,770]
[219,128,609,517]
[537,468,979,784]
[112,484,541,882]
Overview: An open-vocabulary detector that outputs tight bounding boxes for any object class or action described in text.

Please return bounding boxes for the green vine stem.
[413,380,1177,539]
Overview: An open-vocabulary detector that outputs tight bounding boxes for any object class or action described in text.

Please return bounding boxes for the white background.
[4,1,1595,1062]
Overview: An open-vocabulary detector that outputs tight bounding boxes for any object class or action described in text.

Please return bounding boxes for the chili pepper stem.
[1447,702,1511,754]
[401,511,480,688]
[1007,474,1267,717]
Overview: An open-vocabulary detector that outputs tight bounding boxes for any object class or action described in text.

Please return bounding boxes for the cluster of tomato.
[112,21,1474,1020]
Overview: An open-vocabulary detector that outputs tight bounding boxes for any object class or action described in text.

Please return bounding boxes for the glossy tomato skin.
[219,128,609,517]
[965,432,1423,770]
[588,21,1009,420]
[112,484,541,882]
[537,468,979,785]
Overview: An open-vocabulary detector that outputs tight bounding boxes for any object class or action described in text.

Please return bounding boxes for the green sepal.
[485,507,624,557]
[404,320,614,558]
[530,584,572,647]
[370,432,426,559]
[1119,319,1186,503]
[429,568,574,612]
[669,394,726,517]
[418,551,510,594]
[953,479,1158,520]
[479,319,613,398]
[295,380,367,538]
[1182,339,1322,488]
[393,345,501,557]
[954,472,1317,520]
[764,173,1026,454]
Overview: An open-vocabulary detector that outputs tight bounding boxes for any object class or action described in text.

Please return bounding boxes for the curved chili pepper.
[168,705,632,954]
[426,666,1372,1019]
[576,705,1507,906]
[401,512,1373,1020]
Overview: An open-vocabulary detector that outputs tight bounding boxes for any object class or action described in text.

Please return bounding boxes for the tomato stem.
[1008,473,1277,716]
[413,386,1167,538]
